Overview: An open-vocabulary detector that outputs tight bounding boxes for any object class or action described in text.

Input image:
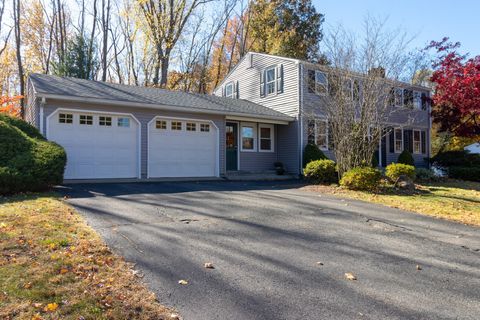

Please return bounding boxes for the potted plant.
[274,161,285,175]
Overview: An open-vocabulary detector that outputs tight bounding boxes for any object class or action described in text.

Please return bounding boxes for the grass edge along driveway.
[0,193,175,320]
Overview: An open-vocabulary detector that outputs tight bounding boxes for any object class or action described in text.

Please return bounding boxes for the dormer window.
[260,64,284,97]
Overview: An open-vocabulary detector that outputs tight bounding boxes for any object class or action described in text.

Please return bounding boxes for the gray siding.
[277,120,300,174]
[42,100,226,178]
[214,53,300,117]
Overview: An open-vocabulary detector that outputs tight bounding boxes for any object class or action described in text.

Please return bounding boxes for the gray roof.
[29,73,293,121]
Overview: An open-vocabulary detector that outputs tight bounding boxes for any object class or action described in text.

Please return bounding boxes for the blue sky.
[313,0,480,56]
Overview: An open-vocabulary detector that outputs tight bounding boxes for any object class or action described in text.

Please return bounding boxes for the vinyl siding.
[213,53,300,116]
[277,120,301,174]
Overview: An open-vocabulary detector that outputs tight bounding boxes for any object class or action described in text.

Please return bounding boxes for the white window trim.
[413,129,421,154]
[395,88,404,107]
[315,70,328,96]
[259,123,274,153]
[413,91,422,109]
[240,122,257,152]
[308,118,329,151]
[394,128,403,153]
[225,81,235,98]
[58,113,73,124]
[155,119,167,130]
[265,66,277,96]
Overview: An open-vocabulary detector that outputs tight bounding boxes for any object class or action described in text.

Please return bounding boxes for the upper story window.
[58,113,73,124]
[225,82,234,98]
[308,70,328,95]
[413,91,422,109]
[260,64,283,97]
[118,117,130,128]
[394,88,403,107]
[79,115,93,125]
[421,92,429,110]
[403,89,414,108]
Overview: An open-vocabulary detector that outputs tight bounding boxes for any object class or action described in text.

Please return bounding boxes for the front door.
[226,122,238,171]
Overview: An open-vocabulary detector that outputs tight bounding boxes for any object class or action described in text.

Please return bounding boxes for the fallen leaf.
[345,272,357,280]
[33,303,43,308]
[0,222,6,228]
[24,282,32,289]
[31,314,43,320]
[204,262,214,269]
[316,262,324,266]
[170,314,180,320]
[178,280,188,285]
[60,268,68,274]
[44,302,58,312]
[416,265,422,271]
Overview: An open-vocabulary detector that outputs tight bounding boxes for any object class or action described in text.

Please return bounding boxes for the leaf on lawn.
[170,314,181,320]
[23,282,32,289]
[178,280,188,285]
[44,302,58,312]
[416,265,422,271]
[345,272,357,281]
[32,303,43,308]
[316,261,324,266]
[0,222,6,228]
[60,268,68,274]
[31,314,43,320]
[204,262,214,269]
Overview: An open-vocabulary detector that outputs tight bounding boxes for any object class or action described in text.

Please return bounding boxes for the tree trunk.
[13,0,24,117]
[159,55,169,88]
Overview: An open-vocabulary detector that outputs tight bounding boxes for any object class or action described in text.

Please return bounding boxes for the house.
[465,143,480,154]
[25,73,294,180]
[213,52,431,170]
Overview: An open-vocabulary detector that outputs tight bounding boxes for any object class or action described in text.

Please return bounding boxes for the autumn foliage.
[428,38,480,137]
[0,95,22,118]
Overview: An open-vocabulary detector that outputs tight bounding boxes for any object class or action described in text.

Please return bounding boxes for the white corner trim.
[45,108,142,179]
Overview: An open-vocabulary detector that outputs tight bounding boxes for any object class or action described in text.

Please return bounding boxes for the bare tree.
[13,0,25,116]
[100,0,110,81]
[0,0,12,57]
[312,17,416,177]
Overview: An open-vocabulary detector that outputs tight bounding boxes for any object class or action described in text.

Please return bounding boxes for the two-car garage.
[46,109,219,180]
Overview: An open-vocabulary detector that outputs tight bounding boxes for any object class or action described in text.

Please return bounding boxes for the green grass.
[303,180,480,226]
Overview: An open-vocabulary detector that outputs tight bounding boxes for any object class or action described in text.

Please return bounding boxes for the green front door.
[226,122,238,171]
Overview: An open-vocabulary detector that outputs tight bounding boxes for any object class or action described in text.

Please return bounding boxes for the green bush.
[371,152,379,168]
[448,166,480,182]
[303,159,337,184]
[339,167,381,191]
[303,143,327,168]
[397,149,415,166]
[415,168,437,181]
[385,163,416,182]
[0,115,66,195]
[431,150,480,168]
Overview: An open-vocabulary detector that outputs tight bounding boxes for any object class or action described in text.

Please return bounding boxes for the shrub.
[371,152,379,168]
[431,150,480,168]
[448,166,480,182]
[415,168,437,181]
[303,143,327,168]
[397,149,415,166]
[385,163,416,182]
[0,115,66,195]
[339,167,381,191]
[303,159,337,184]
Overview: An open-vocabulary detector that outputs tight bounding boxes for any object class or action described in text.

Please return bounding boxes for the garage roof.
[29,74,293,122]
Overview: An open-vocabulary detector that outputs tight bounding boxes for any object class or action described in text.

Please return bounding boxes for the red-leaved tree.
[0,95,23,118]
[428,38,480,137]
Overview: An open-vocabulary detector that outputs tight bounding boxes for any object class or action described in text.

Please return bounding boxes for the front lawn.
[0,194,173,319]
[303,180,480,226]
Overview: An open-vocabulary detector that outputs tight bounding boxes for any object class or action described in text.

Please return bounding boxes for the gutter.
[36,93,294,124]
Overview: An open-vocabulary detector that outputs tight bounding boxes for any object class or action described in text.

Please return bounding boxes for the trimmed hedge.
[448,166,480,182]
[397,149,415,166]
[431,150,480,168]
[415,168,437,181]
[339,167,381,191]
[303,143,327,168]
[385,163,415,182]
[303,159,337,184]
[0,115,66,195]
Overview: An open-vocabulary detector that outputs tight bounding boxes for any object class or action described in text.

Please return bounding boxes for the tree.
[427,38,480,137]
[52,33,98,79]
[0,95,22,117]
[13,0,25,117]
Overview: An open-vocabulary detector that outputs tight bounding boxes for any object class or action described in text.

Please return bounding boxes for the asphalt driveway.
[61,181,480,320]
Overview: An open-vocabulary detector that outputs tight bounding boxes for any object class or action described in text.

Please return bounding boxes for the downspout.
[298,62,304,175]
[39,97,46,136]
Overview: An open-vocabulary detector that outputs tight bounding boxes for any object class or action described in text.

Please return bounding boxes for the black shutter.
[421,131,426,154]
[276,64,284,93]
[260,70,265,97]
[404,129,413,153]
[235,80,239,99]
[308,70,315,93]
[389,128,395,153]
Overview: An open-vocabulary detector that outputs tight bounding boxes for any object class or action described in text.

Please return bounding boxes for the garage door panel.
[48,111,139,179]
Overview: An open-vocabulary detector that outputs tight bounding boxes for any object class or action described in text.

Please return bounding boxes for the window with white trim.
[413,130,421,154]
[394,128,403,153]
[200,123,210,132]
[259,124,274,152]
[58,113,73,124]
[186,122,196,131]
[315,71,328,95]
[225,82,234,98]
[117,117,130,128]
[171,121,182,130]
[241,123,256,151]
[79,115,93,125]
[156,120,167,129]
[99,116,112,126]
[414,91,422,109]
[266,67,276,95]
[307,119,328,150]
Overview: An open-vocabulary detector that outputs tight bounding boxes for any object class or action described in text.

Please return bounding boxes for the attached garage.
[148,117,219,178]
[47,110,140,179]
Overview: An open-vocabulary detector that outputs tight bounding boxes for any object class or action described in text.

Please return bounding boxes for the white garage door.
[148,117,218,178]
[47,110,139,179]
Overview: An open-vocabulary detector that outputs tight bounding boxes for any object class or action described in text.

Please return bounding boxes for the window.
[414,91,422,109]
[413,130,421,154]
[79,115,93,125]
[186,122,196,131]
[394,88,403,107]
[200,123,210,132]
[315,71,328,95]
[118,117,130,128]
[259,124,274,152]
[394,128,403,153]
[307,119,328,150]
[403,89,414,108]
[266,67,276,95]
[421,92,429,110]
[225,82,234,98]
[99,116,112,126]
[156,120,167,129]
[241,123,256,151]
[171,121,182,130]
[59,113,73,124]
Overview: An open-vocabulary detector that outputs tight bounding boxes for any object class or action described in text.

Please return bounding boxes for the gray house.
[25,73,294,180]
[213,52,431,171]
